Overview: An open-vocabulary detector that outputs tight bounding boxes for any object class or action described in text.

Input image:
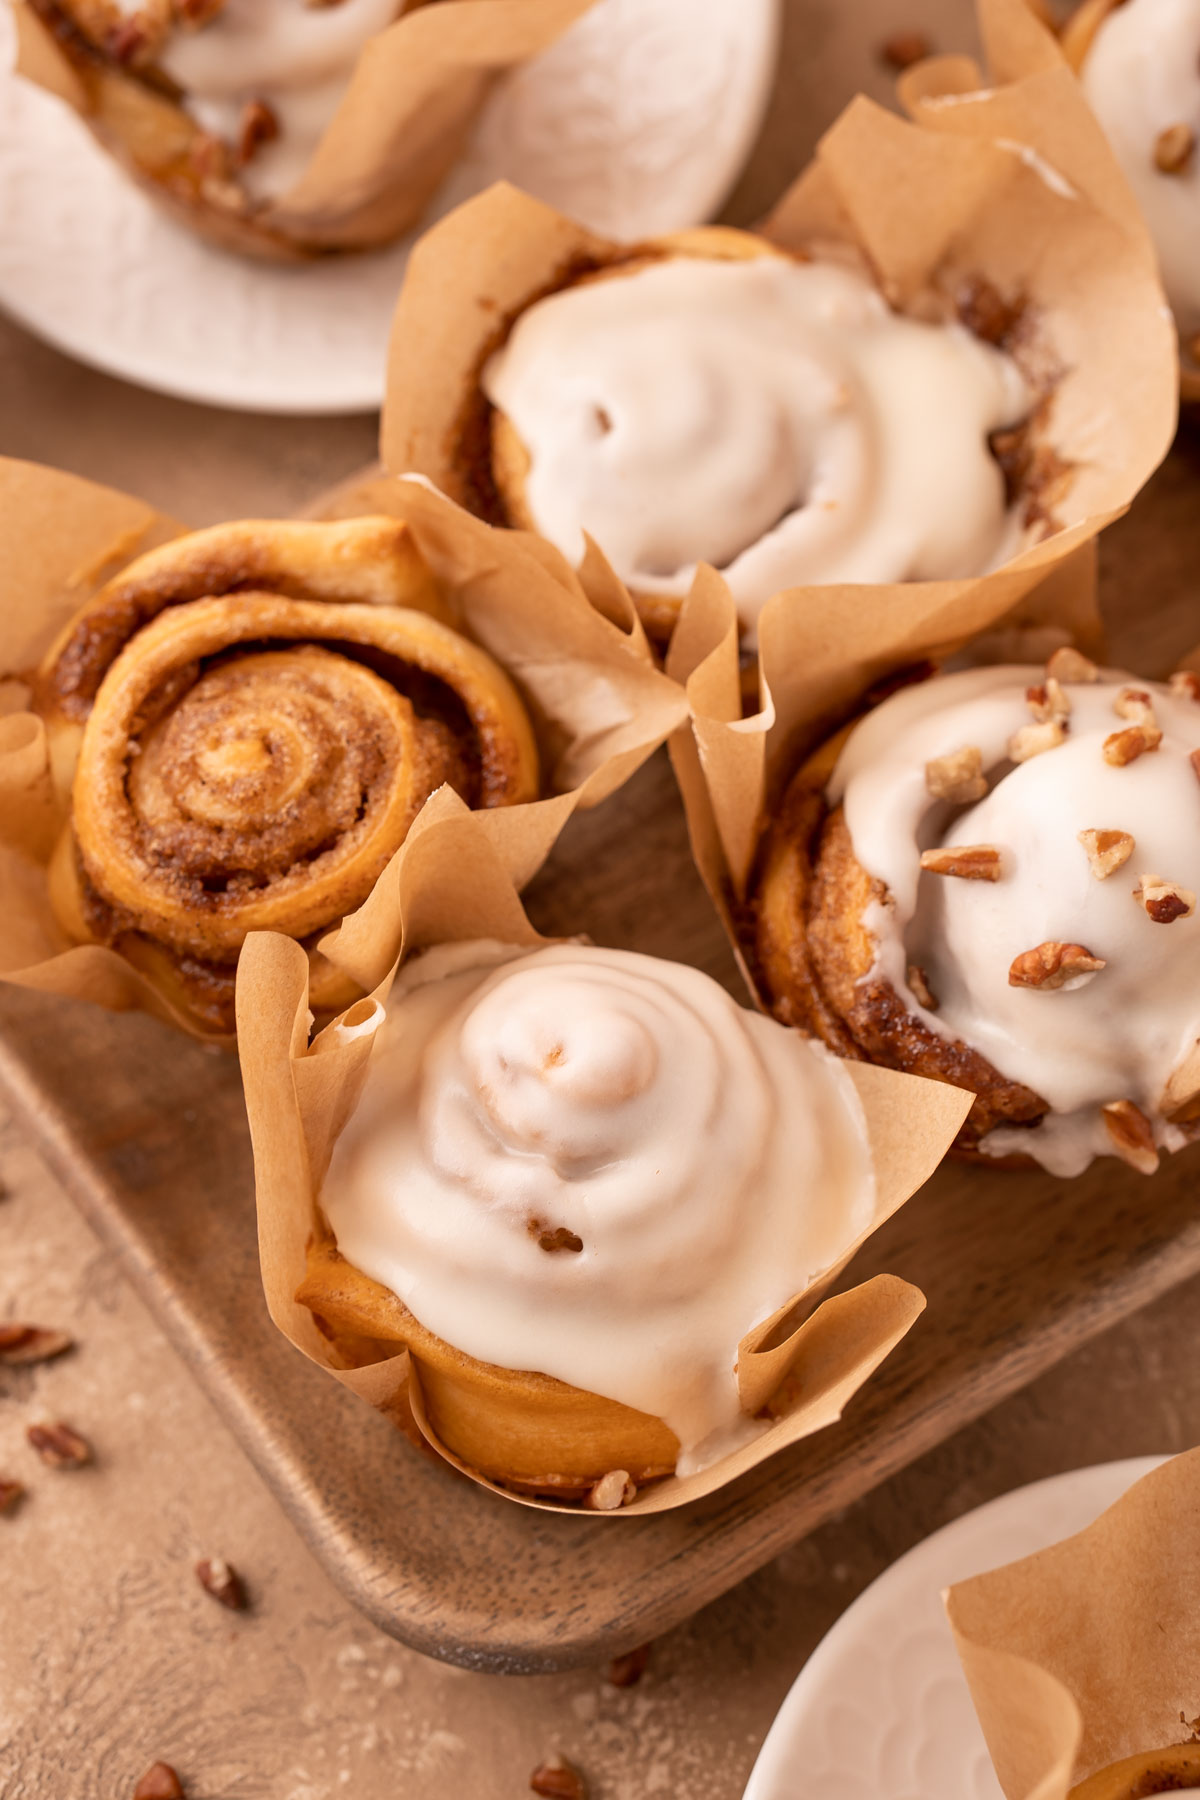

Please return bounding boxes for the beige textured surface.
[3,0,1199,1792]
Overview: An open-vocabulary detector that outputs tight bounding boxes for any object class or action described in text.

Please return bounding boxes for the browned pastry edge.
[1069,1742,1200,1799]
[749,737,1049,1160]
[297,1237,679,1501]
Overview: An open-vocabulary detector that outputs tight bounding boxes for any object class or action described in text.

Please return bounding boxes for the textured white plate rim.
[0,0,781,415]
[743,1454,1170,1800]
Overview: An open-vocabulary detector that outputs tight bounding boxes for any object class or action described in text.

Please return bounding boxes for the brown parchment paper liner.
[0,456,685,1041]
[236,791,972,1515]
[13,0,595,259]
[381,0,1175,657]
[944,1448,1200,1799]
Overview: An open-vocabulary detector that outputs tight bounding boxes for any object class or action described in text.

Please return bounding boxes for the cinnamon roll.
[753,651,1200,1176]
[1069,1743,1200,1797]
[18,0,439,258]
[297,940,879,1498]
[479,239,1034,641]
[36,516,538,1036]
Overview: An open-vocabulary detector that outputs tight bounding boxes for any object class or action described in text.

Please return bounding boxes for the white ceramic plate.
[0,0,779,414]
[743,1456,1168,1800]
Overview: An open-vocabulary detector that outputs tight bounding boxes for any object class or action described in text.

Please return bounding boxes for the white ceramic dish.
[743,1455,1168,1800]
[0,0,779,415]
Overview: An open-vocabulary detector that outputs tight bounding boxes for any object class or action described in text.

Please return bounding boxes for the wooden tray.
[2,433,1199,1676]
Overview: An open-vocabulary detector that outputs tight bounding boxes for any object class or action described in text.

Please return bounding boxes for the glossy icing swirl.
[321,942,876,1471]
[829,665,1200,1175]
[482,255,1030,637]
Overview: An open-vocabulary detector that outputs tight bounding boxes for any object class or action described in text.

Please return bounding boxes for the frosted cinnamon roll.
[1069,1743,1200,1797]
[480,242,1034,641]
[20,0,424,257]
[35,517,538,1036]
[1069,0,1200,352]
[753,651,1200,1177]
[297,940,877,1498]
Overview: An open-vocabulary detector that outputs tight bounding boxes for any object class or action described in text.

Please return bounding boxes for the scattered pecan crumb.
[919,844,1004,881]
[1103,725,1160,766]
[1046,646,1099,684]
[925,746,987,803]
[26,1421,92,1469]
[1113,686,1159,727]
[607,1642,651,1688]
[907,963,939,1011]
[1009,942,1106,990]
[1009,719,1067,762]
[531,1756,587,1800]
[537,1227,584,1254]
[1168,669,1200,701]
[1078,828,1135,880]
[1132,873,1196,923]
[1154,123,1195,173]
[584,1470,636,1512]
[880,30,932,70]
[1102,1099,1160,1175]
[0,1324,74,1366]
[237,99,280,166]
[132,1763,185,1800]
[195,1556,247,1611]
[1026,678,1071,723]
[0,1476,25,1515]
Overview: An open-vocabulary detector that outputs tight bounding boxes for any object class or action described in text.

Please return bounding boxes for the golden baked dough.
[36,516,539,1036]
[297,1237,679,1497]
[1069,1743,1200,1798]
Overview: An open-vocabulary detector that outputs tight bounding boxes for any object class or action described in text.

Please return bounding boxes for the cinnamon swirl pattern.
[302,941,876,1492]
[482,250,1031,640]
[754,655,1200,1177]
[37,517,538,1035]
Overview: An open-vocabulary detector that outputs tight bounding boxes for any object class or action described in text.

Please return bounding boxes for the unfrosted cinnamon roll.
[18,0,442,258]
[36,516,538,1035]
[753,650,1200,1176]
[1069,1743,1200,1797]
[479,238,1035,641]
[297,940,878,1499]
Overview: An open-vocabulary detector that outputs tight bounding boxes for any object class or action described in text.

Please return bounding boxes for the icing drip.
[829,665,1200,1175]
[482,256,1030,637]
[320,941,875,1472]
[1081,0,1200,335]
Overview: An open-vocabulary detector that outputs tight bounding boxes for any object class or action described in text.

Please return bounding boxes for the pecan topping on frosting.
[1078,828,1135,880]
[1045,646,1099,684]
[925,746,987,802]
[906,964,939,1011]
[1102,1099,1160,1174]
[1103,725,1160,766]
[1154,123,1195,173]
[1133,874,1196,923]
[1009,719,1067,761]
[1025,677,1071,722]
[919,845,1004,881]
[1009,942,1106,990]
[584,1471,637,1512]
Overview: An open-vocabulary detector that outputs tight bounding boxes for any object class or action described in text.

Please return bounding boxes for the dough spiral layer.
[38,518,538,1034]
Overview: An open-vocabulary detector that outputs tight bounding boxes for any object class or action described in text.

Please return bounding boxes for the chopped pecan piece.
[1154,123,1195,173]
[1114,686,1159,727]
[531,1757,587,1800]
[1009,942,1106,990]
[584,1470,636,1512]
[133,1764,185,1800]
[1132,873,1196,923]
[919,844,1004,880]
[906,964,939,1011]
[1168,669,1200,701]
[1102,1100,1160,1175]
[1103,725,1160,766]
[879,31,931,70]
[1009,719,1067,761]
[1078,828,1135,880]
[195,1556,247,1611]
[26,1421,92,1469]
[0,1476,25,1515]
[1046,646,1099,684]
[607,1643,651,1688]
[0,1324,73,1365]
[237,99,280,167]
[1161,1040,1200,1123]
[537,1226,584,1254]
[1026,678,1071,723]
[925,746,987,803]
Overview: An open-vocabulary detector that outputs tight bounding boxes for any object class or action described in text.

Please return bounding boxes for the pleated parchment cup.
[945,1448,1200,1800]
[381,0,1176,672]
[236,795,972,1514]
[0,456,685,1042]
[12,0,596,258]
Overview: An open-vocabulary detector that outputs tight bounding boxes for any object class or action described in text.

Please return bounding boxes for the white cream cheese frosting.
[319,940,876,1475]
[481,255,1031,637]
[828,663,1200,1176]
[1080,0,1200,336]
